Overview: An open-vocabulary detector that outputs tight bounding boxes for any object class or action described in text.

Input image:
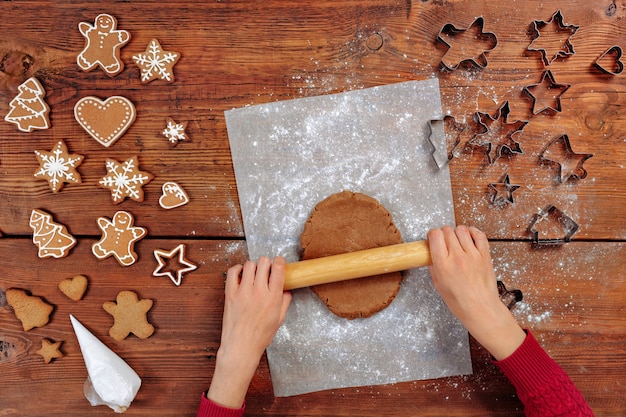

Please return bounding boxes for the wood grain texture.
[1,1,625,416]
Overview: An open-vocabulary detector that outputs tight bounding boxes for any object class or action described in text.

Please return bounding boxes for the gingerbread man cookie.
[103,290,154,341]
[92,211,147,266]
[77,14,130,77]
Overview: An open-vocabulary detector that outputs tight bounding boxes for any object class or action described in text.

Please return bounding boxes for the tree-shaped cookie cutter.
[427,115,468,168]
[594,45,624,75]
[527,205,579,246]
[527,10,579,66]
[437,17,498,70]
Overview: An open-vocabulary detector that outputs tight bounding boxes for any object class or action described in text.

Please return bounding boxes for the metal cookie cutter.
[540,134,593,183]
[437,16,498,71]
[427,115,467,169]
[523,70,571,114]
[594,45,624,75]
[470,101,528,165]
[527,205,579,246]
[497,280,523,310]
[488,173,521,206]
[527,10,579,66]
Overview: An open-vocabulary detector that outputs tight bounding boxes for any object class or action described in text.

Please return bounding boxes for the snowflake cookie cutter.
[527,205,579,246]
[436,16,498,70]
[470,101,528,164]
[523,70,571,114]
[497,280,523,310]
[593,45,624,75]
[527,10,579,66]
[540,134,593,183]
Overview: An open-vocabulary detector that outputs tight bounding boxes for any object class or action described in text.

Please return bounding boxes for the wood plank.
[1,239,624,416]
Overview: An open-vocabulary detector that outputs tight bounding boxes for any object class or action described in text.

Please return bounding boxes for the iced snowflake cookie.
[5,77,50,132]
[99,156,154,204]
[132,39,180,83]
[103,290,154,341]
[162,117,189,146]
[6,288,54,331]
[159,181,189,209]
[75,95,136,148]
[34,140,84,193]
[77,13,130,76]
[92,211,146,267]
[29,209,77,259]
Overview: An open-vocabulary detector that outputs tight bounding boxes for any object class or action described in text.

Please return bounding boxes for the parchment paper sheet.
[225,79,472,397]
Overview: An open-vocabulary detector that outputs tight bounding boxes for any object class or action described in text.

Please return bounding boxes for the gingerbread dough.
[300,190,403,319]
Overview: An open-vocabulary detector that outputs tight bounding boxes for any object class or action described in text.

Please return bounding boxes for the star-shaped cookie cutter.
[527,10,579,66]
[523,70,570,114]
[540,134,593,183]
[594,45,624,75]
[527,205,579,246]
[488,173,521,205]
[153,243,198,286]
[437,16,498,70]
[470,101,528,164]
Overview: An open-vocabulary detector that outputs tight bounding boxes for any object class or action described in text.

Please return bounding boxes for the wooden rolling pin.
[283,240,432,290]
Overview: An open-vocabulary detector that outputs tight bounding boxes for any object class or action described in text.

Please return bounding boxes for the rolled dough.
[300,190,404,319]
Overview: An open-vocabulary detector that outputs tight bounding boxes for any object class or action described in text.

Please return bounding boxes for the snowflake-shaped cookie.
[34,140,84,193]
[99,156,154,204]
[132,39,180,83]
[162,117,189,146]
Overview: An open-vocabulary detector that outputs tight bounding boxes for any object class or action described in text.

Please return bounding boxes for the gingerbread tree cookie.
[4,77,50,132]
[29,209,77,259]
[99,156,154,204]
[34,140,84,193]
[36,338,64,364]
[103,291,154,341]
[92,211,146,266]
[6,289,54,331]
[77,14,130,76]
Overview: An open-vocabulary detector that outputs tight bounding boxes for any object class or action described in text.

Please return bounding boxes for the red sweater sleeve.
[196,393,245,417]
[493,330,594,417]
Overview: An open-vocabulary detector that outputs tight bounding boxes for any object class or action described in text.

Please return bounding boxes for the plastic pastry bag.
[70,315,141,413]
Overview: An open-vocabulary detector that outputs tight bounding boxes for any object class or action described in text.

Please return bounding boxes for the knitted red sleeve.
[494,330,594,417]
[196,393,245,417]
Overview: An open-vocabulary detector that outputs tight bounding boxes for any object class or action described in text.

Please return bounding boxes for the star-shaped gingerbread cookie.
[162,117,189,146]
[132,39,180,83]
[103,290,154,341]
[153,244,198,286]
[99,156,154,204]
[36,338,64,364]
[34,140,84,193]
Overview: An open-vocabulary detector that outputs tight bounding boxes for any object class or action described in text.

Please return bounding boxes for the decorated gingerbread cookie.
[6,288,54,331]
[99,156,154,204]
[34,141,84,193]
[92,211,146,267]
[103,290,154,341]
[159,181,189,209]
[162,117,189,146]
[132,39,180,83]
[4,77,50,132]
[74,95,136,148]
[29,209,77,259]
[153,243,197,286]
[77,13,130,76]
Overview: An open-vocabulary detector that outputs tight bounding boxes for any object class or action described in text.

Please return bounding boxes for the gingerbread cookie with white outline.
[29,209,77,259]
[4,77,50,132]
[77,13,130,76]
[75,95,136,148]
[92,211,147,267]
[34,140,84,193]
[99,156,154,204]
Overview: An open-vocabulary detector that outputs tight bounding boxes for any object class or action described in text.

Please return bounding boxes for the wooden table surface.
[1,1,625,416]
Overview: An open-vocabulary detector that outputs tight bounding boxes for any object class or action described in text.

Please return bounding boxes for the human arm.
[197,256,292,416]
[427,225,593,416]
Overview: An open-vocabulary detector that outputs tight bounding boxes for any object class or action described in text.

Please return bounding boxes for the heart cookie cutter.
[594,45,624,75]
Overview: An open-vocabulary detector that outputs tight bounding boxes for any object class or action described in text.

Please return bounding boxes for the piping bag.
[70,315,141,413]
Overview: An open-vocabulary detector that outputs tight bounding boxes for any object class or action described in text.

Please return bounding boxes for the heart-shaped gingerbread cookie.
[74,96,136,147]
[58,275,88,301]
[159,181,189,209]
